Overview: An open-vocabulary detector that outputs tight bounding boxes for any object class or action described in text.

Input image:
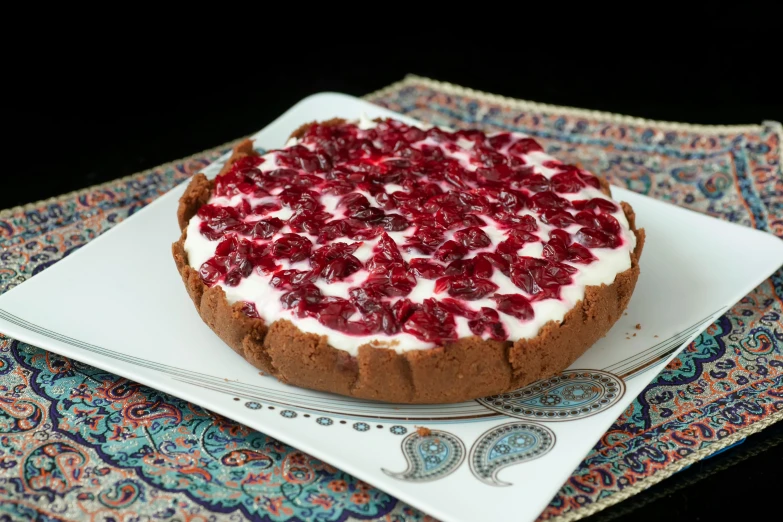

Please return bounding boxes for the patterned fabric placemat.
[0,75,781,522]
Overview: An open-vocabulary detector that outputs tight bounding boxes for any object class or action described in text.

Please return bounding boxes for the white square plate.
[1,93,781,522]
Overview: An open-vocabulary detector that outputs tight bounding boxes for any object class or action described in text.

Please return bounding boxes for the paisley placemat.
[0,75,781,522]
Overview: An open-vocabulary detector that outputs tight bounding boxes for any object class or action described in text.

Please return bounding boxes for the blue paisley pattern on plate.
[0,76,781,521]
[469,422,555,486]
[477,370,625,422]
[382,430,466,482]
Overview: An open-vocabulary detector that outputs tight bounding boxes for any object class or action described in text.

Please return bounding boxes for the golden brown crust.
[171,124,644,404]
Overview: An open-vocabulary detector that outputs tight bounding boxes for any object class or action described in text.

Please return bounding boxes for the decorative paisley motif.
[477,370,625,422]
[98,480,143,508]
[382,429,465,482]
[221,449,273,469]
[121,400,182,427]
[698,170,732,199]
[23,442,87,498]
[0,397,45,433]
[96,378,142,401]
[738,327,775,356]
[469,422,555,486]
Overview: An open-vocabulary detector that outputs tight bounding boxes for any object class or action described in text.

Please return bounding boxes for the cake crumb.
[625,337,630,340]
[416,426,432,437]
[633,333,637,337]
[654,335,659,338]
[635,324,641,330]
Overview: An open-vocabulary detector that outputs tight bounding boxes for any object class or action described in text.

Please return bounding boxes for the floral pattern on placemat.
[0,75,780,521]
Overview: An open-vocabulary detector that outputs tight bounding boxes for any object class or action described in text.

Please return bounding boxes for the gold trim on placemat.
[367,74,778,134]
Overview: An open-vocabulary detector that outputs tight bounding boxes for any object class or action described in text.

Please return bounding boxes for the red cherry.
[572,198,618,213]
[575,227,621,248]
[240,302,260,319]
[541,209,576,228]
[488,133,512,149]
[493,294,534,321]
[272,234,312,262]
[468,307,506,340]
[551,171,585,193]
[270,269,314,290]
[409,258,444,279]
[508,138,544,156]
[249,218,284,239]
[196,119,624,339]
[453,227,492,249]
[434,241,468,262]
[445,276,499,301]
[199,258,226,286]
[529,191,571,212]
[402,310,457,343]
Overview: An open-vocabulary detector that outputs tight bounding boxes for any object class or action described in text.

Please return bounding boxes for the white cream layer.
[185,120,636,355]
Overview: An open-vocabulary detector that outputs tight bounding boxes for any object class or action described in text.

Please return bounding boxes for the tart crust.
[172,128,645,404]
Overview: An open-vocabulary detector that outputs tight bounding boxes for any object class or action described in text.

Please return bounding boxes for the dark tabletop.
[6,26,782,521]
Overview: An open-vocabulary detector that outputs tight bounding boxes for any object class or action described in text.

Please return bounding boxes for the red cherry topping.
[195,119,626,343]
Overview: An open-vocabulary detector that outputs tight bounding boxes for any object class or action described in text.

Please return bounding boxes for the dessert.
[172,116,644,403]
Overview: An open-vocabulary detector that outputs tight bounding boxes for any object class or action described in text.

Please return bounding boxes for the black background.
[5,21,782,521]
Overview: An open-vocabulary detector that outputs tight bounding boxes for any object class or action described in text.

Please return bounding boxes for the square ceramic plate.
[1,93,781,522]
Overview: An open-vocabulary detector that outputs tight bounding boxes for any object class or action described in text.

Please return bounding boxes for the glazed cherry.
[310,242,363,282]
[488,133,512,149]
[476,252,511,276]
[249,218,284,239]
[405,226,445,255]
[493,294,534,320]
[409,258,444,279]
[403,309,458,342]
[454,227,491,249]
[508,138,544,156]
[281,283,323,311]
[198,205,245,240]
[550,171,585,193]
[510,257,576,300]
[196,119,628,343]
[364,264,417,297]
[575,227,621,249]
[541,209,576,228]
[572,198,618,213]
[270,269,313,290]
[468,307,506,340]
[435,275,499,300]
[543,229,597,264]
[272,234,312,262]
[529,191,571,212]
[240,302,261,318]
[497,230,537,255]
[199,258,226,285]
[434,241,468,262]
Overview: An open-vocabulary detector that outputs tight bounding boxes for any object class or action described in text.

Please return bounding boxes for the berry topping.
[191,118,630,345]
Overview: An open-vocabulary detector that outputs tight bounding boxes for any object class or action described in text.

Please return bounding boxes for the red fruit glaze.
[192,119,627,344]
